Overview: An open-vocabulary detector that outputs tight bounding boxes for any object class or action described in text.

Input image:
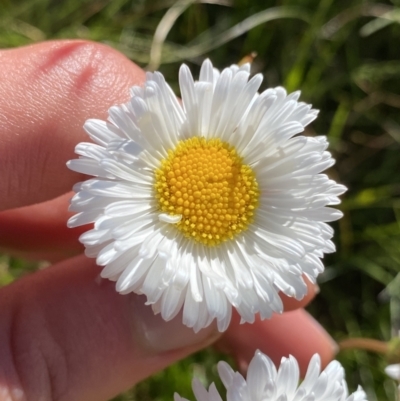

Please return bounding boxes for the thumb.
[0,255,220,401]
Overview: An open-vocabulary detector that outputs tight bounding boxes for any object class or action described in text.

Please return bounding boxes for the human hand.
[0,41,337,401]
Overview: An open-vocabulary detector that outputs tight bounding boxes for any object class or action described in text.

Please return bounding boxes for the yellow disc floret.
[154,137,260,246]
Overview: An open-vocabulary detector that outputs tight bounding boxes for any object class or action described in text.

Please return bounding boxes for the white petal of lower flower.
[68,58,346,332]
[385,363,400,381]
[177,351,367,401]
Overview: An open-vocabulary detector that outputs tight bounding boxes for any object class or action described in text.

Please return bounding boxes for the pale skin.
[0,41,337,401]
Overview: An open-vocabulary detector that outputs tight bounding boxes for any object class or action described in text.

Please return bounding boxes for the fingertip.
[0,40,146,211]
[219,309,337,376]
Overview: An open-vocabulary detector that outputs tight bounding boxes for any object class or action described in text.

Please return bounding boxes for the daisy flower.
[67,59,346,332]
[174,351,367,401]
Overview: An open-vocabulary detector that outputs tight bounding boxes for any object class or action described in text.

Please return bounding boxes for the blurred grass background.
[1,0,400,400]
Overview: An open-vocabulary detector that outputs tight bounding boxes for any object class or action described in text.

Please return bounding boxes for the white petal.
[385,363,400,380]
[159,213,182,224]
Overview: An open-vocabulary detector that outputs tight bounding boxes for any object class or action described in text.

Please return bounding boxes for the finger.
[218,308,337,376]
[0,194,318,312]
[0,189,319,313]
[0,40,145,211]
[0,255,220,401]
[0,192,320,312]
[0,192,85,262]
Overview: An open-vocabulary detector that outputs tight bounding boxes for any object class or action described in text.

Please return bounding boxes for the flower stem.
[338,338,388,354]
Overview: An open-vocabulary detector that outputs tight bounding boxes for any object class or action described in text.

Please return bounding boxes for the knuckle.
[36,40,127,102]
[6,294,69,401]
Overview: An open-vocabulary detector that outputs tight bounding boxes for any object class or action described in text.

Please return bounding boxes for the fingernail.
[314,283,320,294]
[130,294,221,353]
[331,337,340,355]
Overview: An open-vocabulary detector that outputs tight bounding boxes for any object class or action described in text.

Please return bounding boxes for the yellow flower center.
[154,137,259,246]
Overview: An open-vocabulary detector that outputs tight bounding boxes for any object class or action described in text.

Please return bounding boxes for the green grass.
[2,0,400,400]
